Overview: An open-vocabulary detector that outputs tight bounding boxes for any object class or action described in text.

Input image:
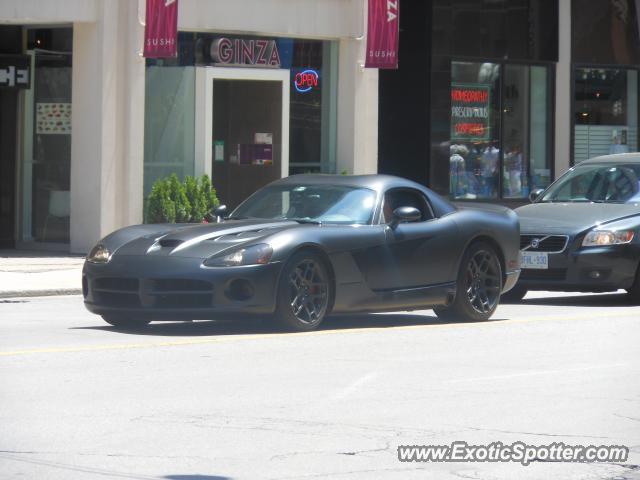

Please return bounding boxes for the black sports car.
[83,174,520,331]
[510,153,640,302]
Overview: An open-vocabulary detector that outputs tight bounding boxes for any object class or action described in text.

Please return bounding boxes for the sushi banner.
[143,0,178,58]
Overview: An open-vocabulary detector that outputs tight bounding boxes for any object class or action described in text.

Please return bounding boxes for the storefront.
[144,33,338,210]
[0,26,73,249]
[1,0,373,254]
[378,0,559,204]
[571,0,639,164]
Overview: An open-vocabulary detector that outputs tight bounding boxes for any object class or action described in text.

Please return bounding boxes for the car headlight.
[203,243,273,267]
[87,244,111,264]
[582,230,634,247]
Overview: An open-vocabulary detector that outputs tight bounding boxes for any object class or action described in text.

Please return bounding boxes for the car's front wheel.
[273,251,331,331]
[434,242,502,322]
[101,315,150,329]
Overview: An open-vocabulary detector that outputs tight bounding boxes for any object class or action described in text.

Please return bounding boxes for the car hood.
[109,219,306,259]
[516,203,640,235]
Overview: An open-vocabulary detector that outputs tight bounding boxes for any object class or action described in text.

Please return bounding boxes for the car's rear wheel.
[434,242,502,322]
[501,285,528,303]
[101,315,150,329]
[626,264,640,305]
[273,251,331,332]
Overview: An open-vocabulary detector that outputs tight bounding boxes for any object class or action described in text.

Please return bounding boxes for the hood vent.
[213,227,278,242]
[159,238,184,248]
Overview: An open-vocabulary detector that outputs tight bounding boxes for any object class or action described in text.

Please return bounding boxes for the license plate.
[521,251,548,269]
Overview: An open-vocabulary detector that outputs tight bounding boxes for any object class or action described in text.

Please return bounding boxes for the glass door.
[20,49,72,245]
[196,67,289,210]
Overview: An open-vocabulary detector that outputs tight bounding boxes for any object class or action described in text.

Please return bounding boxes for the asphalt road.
[1,292,639,480]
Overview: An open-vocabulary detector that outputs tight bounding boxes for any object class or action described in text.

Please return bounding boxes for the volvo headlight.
[582,230,634,247]
[204,243,273,267]
[87,244,111,264]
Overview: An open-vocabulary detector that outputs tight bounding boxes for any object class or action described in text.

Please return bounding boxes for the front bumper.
[83,255,282,320]
[518,242,639,292]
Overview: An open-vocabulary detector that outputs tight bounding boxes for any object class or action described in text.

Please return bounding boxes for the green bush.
[147,174,220,223]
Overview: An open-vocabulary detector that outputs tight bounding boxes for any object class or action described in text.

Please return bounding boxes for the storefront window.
[450,62,500,199]
[502,65,551,197]
[574,68,639,163]
[449,61,552,200]
[143,66,195,198]
[143,34,337,216]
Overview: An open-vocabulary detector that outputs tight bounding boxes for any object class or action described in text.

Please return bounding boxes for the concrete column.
[70,22,101,253]
[70,0,145,253]
[336,25,379,175]
[554,0,572,178]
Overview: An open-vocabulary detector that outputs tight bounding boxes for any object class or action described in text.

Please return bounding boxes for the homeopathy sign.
[450,83,491,141]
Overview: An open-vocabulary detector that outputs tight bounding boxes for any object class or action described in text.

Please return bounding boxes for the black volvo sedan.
[510,153,640,302]
[83,174,520,331]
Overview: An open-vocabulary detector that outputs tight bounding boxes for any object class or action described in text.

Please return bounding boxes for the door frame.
[194,66,290,180]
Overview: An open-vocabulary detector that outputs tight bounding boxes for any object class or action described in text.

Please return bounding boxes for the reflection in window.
[540,164,640,203]
[450,62,500,199]
[502,65,551,198]
[449,61,552,200]
[143,67,196,200]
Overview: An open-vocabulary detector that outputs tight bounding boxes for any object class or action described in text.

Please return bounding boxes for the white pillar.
[554,0,572,178]
[70,21,101,254]
[70,0,145,254]
[336,35,379,175]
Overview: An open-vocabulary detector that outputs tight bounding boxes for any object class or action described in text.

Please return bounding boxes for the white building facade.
[0,0,378,253]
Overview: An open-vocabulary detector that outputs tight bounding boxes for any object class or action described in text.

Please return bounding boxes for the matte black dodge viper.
[83,174,521,331]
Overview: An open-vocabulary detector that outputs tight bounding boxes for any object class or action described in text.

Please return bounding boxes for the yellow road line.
[0,310,636,357]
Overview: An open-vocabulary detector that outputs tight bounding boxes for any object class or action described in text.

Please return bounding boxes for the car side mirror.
[214,205,227,223]
[528,189,545,203]
[389,206,421,228]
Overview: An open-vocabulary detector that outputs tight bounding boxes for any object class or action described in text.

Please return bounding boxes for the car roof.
[272,173,429,193]
[581,152,640,165]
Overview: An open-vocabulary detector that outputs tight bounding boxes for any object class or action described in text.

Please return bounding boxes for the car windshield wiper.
[289,218,322,225]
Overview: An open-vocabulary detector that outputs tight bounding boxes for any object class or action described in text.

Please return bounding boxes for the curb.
[0,288,82,299]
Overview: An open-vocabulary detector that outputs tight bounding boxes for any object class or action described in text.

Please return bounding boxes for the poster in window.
[450,83,491,141]
[36,103,72,135]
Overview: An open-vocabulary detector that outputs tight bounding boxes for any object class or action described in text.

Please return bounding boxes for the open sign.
[294,69,319,93]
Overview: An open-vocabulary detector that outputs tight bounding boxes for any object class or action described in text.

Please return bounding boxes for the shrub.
[147,174,220,223]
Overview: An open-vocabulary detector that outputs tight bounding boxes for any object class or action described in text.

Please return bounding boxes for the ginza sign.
[210,38,281,67]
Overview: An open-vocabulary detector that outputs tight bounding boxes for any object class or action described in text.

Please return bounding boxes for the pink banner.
[143,0,178,58]
[365,0,399,69]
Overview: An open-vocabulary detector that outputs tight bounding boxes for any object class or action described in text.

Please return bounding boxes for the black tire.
[273,251,331,332]
[501,285,528,303]
[434,242,503,322]
[626,264,640,305]
[101,315,150,329]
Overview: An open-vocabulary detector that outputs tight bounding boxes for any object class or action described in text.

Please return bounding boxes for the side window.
[381,188,435,223]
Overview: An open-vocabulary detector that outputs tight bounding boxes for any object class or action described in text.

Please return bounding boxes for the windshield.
[230,184,377,225]
[539,163,640,204]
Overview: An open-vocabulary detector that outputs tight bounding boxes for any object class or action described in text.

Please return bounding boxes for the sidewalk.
[0,250,84,298]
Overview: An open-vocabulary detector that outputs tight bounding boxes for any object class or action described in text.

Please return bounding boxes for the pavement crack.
[613,413,640,423]
[460,425,610,439]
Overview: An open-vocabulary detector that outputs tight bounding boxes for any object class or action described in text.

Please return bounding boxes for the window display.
[449,61,552,200]
[574,68,639,164]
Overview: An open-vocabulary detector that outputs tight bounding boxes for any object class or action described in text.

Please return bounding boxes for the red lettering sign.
[450,83,491,141]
